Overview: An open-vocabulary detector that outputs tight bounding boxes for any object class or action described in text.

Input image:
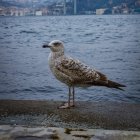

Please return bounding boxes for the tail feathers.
[107,80,126,91]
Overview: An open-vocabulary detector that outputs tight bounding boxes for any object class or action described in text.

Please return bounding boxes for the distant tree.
[75,0,139,14]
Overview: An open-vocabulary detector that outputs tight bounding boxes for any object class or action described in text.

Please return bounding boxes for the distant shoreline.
[0,14,140,18]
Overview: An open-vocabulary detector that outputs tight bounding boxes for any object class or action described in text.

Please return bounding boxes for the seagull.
[42,40,126,109]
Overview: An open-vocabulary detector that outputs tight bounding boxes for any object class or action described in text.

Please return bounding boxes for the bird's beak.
[42,44,51,48]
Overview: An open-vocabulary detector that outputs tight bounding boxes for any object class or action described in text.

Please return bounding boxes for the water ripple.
[0,15,140,103]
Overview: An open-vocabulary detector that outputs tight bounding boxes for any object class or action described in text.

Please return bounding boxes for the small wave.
[114,35,123,38]
[4,26,9,29]
[0,86,62,96]
[0,37,4,39]
[126,95,140,102]
[111,58,123,62]
[20,30,38,34]
[30,86,62,93]
[85,33,93,36]
[4,34,12,37]
[10,89,33,93]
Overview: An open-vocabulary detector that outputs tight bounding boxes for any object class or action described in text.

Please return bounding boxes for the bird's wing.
[55,56,108,85]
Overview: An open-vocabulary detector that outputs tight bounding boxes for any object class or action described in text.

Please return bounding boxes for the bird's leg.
[71,86,75,107]
[68,86,75,107]
[58,87,75,109]
[58,87,71,109]
[64,86,75,107]
[68,86,71,108]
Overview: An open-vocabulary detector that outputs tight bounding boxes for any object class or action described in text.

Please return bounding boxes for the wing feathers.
[55,56,125,90]
[55,56,106,84]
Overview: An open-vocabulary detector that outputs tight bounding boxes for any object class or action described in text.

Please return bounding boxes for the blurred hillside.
[0,0,140,15]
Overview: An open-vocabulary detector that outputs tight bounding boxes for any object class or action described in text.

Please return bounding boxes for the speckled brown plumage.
[43,40,126,108]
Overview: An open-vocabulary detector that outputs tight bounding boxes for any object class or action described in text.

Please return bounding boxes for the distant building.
[10,7,28,16]
[122,9,129,14]
[48,3,64,15]
[96,8,106,15]
[112,6,121,14]
[84,11,94,15]
[35,10,42,16]
[23,8,31,16]
[10,7,18,16]
[0,7,6,16]
[18,9,24,16]
[41,8,48,16]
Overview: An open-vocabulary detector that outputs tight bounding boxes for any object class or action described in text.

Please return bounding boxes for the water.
[0,15,140,103]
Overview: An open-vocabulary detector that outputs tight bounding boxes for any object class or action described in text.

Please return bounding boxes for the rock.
[0,125,140,140]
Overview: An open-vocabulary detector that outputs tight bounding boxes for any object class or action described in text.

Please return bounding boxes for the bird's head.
[42,40,64,53]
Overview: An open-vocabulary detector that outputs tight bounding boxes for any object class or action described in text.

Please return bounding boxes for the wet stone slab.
[0,100,140,130]
[0,125,140,140]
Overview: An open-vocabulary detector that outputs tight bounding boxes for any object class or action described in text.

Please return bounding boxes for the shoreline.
[0,100,140,130]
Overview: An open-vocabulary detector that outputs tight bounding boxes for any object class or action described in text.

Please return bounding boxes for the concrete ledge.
[0,125,140,140]
[0,100,140,130]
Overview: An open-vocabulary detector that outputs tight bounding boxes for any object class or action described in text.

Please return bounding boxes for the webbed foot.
[57,102,75,109]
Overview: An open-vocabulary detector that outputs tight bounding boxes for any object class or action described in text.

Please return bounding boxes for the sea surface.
[0,15,140,103]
